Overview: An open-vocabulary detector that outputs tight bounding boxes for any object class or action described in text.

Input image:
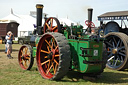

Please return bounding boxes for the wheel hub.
[112,49,118,54]
[22,55,29,60]
[47,52,53,59]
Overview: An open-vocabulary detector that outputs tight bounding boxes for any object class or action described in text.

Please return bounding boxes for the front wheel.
[36,32,71,80]
[18,45,34,70]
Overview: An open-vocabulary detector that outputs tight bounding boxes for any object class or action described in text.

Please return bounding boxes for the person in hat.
[5,31,14,59]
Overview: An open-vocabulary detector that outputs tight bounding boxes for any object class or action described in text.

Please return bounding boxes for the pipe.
[36,4,44,35]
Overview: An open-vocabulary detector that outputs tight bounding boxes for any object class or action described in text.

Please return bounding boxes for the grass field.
[0,44,128,85]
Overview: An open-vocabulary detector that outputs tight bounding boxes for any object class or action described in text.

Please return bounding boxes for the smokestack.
[88,8,93,22]
[36,4,44,35]
[87,8,93,33]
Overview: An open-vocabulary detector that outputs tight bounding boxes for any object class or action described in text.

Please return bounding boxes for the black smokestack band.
[36,4,44,35]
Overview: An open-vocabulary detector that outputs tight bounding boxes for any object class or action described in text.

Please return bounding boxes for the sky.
[0,0,128,26]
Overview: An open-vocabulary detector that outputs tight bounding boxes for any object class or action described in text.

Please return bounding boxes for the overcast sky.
[0,0,128,26]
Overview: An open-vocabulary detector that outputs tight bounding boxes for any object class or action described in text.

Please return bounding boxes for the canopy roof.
[98,10,128,21]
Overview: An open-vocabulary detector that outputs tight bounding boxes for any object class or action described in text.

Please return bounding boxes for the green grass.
[0,44,128,85]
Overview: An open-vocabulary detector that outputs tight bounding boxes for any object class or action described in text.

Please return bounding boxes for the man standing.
[6,31,14,59]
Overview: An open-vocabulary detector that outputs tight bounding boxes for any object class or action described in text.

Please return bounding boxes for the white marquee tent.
[0,11,78,38]
[0,13,36,37]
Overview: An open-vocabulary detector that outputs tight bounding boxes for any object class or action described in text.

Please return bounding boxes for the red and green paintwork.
[33,25,104,73]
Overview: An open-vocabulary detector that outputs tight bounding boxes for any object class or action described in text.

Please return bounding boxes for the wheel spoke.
[47,45,50,52]
[41,50,50,54]
[25,48,28,55]
[52,62,56,74]
[28,53,30,56]
[118,52,126,57]
[46,64,53,75]
[54,59,59,65]
[114,57,118,66]
[52,26,57,31]
[117,55,121,62]
[44,56,48,58]
[116,39,120,48]
[108,56,114,62]
[45,40,52,48]
[41,60,50,66]
[46,23,51,29]
[47,60,51,71]
[21,50,24,56]
[26,57,30,60]
[113,37,117,46]
[118,46,125,51]
[112,42,115,48]
[108,53,113,58]
[120,40,123,47]
[28,59,30,63]
[112,56,116,66]
[24,60,27,67]
[55,54,59,57]
[105,41,113,47]
[54,62,58,74]
[121,56,124,62]
[53,39,56,47]
[21,59,23,63]
[55,46,58,51]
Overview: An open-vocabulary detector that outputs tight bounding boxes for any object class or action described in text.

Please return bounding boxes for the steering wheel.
[85,20,95,28]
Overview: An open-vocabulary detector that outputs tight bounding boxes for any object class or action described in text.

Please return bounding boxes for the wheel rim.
[44,17,61,33]
[105,35,127,69]
[37,34,59,79]
[18,45,31,70]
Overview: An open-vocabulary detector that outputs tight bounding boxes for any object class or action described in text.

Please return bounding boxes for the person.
[5,39,7,54]
[5,31,14,59]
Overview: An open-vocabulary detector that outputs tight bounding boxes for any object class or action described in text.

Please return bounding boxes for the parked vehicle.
[98,10,128,70]
[18,4,107,80]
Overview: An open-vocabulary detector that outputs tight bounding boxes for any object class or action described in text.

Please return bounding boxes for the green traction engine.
[18,4,107,80]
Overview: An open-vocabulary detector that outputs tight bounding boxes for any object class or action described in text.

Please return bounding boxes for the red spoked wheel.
[85,20,95,28]
[36,32,71,80]
[18,45,34,70]
[44,17,61,33]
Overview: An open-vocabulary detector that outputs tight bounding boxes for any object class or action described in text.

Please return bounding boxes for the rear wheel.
[36,32,71,80]
[18,45,34,70]
[104,32,128,70]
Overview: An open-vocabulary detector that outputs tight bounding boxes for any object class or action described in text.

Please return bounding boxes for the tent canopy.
[98,10,128,21]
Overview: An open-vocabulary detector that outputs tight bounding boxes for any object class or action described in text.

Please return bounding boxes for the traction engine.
[18,4,107,80]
